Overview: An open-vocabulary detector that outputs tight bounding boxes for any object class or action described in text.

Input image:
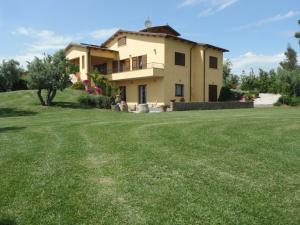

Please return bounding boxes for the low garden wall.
[170,101,254,111]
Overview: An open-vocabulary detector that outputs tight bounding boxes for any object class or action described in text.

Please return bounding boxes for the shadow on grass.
[0,218,17,225]
[52,101,92,109]
[0,108,38,117]
[0,127,26,133]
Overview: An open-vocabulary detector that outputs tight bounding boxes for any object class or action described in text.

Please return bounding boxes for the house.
[65,24,228,108]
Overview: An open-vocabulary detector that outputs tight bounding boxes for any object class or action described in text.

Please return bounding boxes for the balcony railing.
[107,62,165,81]
[99,62,164,75]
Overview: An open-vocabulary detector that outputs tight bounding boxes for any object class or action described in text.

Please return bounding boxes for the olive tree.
[0,59,23,92]
[295,20,300,45]
[27,50,70,106]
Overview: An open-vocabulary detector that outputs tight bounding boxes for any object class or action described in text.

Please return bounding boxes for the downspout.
[87,47,91,76]
[189,45,196,102]
[203,47,208,102]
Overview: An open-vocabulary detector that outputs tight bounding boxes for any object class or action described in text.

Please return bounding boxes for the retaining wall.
[170,101,254,111]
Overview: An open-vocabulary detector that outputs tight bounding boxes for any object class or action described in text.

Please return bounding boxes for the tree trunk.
[46,88,57,106]
[37,89,46,106]
[46,88,53,106]
[49,89,57,103]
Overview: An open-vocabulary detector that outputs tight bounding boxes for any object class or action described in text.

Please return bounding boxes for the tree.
[0,60,23,92]
[223,59,232,84]
[222,59,240,88]
[295,20,300,45]
[226,74,240,89]
[268,69,280,93]
[27,50,70,106]
[280,44,298,71]
[277,68,300,97]
[258,69,270,93]
[240,69,259,91]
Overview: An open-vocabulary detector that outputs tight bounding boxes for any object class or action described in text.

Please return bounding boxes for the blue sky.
[0,0,299,73]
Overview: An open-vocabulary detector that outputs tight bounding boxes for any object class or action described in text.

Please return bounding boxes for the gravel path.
[254,93,281,107]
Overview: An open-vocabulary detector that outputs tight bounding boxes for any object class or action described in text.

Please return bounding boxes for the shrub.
[245,92,255,102]
[71,81,85,90]
[249,90,259,98]
[78,93,113,109]
[78,92,95,107]
[95,95,113,109]
[276,96,300,106]
[12,78,28,91]
[218,87,244,101]
[218,86,231,101]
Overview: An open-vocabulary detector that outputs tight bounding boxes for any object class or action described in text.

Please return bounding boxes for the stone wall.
[170,101,254,111]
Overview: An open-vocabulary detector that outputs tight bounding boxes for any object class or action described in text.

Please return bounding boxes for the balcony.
[106,62,165,81]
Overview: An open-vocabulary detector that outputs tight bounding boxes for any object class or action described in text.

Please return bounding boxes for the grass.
[0,89,299,225]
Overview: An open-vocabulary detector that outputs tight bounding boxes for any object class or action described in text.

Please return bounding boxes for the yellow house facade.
[65,25,228,108]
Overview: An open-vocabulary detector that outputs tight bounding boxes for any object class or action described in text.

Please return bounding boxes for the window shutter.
[132,57,137,70]
[125,59,130,71]
[113,61,118,73]
[141,55,147,69]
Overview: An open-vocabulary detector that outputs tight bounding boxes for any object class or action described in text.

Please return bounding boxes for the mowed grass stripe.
[0,89,299,225]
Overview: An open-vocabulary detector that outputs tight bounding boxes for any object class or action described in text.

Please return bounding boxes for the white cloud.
[178,0,203,8]
[199,0,238,17]
[89,28,118,39]
[229,52,285,74]
[233,10,300,30]
[13,27,74,52]
[0,52,44,68]
[3,26,117,67]
[178,0,239,16]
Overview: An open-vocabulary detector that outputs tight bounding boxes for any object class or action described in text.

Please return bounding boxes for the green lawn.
[0,90,299,225]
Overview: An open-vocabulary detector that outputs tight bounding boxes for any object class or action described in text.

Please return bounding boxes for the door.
[138,85,147,104]
[119,86,126,101]
[209,85,218,102]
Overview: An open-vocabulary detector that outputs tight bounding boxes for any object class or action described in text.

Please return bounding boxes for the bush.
[218,87,244,101]
[245,92,255,102]
[249,90,259,98]
[276,96,300,106]
[71,81,85,90]
[78,93,113,109]
[12,78,28,91]
[78,93,96,107]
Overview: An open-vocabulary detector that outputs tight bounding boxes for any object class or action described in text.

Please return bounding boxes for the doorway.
[119,86,126,101]
[138,85,147,104]
[209,85,218,102]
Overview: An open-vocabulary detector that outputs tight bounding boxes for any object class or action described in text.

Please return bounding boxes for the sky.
[0,0,299,74]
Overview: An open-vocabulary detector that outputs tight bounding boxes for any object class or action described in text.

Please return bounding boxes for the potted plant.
[159,105,167,112]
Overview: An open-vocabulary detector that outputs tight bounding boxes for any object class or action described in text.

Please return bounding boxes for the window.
[119,86,126,101]
[175,84,184,97]
[81,56,85,69]
[120,58,130,72]
[112,61,119,73]
[209,56,218,69]
[132,55,147,70]
[118,37,126,47]
[175,52,185,66]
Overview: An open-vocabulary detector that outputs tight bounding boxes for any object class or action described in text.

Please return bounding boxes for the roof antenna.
[144,16,152,28]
